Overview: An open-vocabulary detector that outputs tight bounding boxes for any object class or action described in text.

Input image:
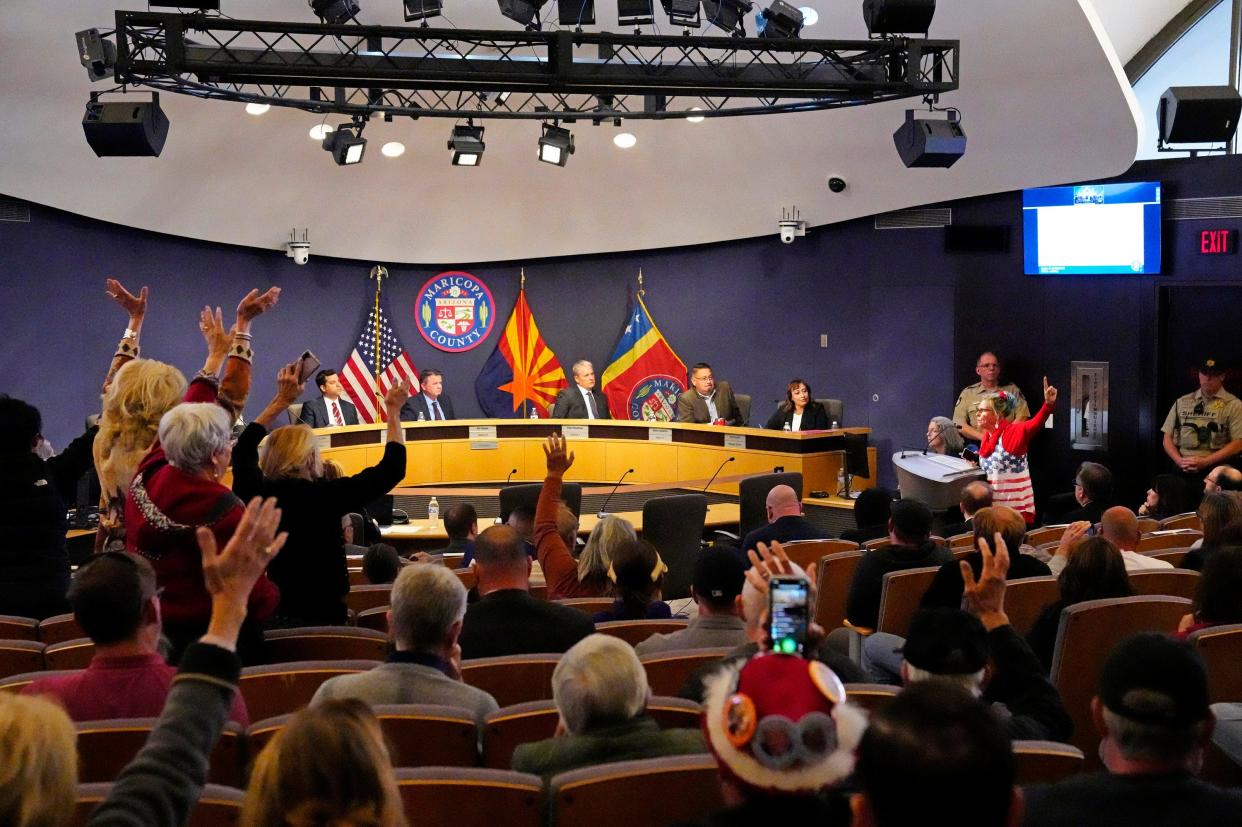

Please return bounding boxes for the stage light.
[558,0,596,26]
[537,123,574,166]
[613,132,636,148]
[448,122,486,165]
[82,93,170,157]
[311,0,361,23]
[863,0,935,35]
[499,0,549,28]
[617,0,654,26]
[381,141,406,157]
[686,107,705,122]
[322,121,367,165]
[701,0,753,35]
[660,0,700,28]
[245,102,271,115]
[309,123,335,140]
[75,29,116,82]
[799,5,817,25]
[892,109,965,168]
[404,0,443,20]
[758,1,803,37]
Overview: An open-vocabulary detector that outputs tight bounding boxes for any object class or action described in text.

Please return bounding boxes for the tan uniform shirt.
[1161,388,1242,457]
[953,382,1030,428]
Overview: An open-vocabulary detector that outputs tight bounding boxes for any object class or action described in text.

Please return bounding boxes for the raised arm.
[535,433,581,599]
[101,278,148,395]
[216,286,280,420]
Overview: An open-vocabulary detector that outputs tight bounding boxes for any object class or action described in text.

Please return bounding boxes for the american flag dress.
[978,403,1053,524]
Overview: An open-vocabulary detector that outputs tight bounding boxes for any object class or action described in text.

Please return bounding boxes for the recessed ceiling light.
[686,107,705,123]
[613,132,637,148]
[799,6,817,26]
[309,123,335,140]
[381,141,406,158]
[245,102,270,116]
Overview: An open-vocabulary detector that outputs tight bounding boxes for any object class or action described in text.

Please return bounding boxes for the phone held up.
[296,350,320,384]
[768,575,810,656]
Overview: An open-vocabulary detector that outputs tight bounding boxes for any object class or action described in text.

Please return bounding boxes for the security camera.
[778,206,807,244]
[828,176,847,193]
[285,228,310,265]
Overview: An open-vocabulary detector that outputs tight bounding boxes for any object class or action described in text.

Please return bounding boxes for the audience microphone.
[504,468,517,485]
[598,469,634,518]
[702,456,736,494]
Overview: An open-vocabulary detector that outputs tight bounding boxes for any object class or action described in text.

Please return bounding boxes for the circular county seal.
[628,375,685,422]
[415,271,495,353]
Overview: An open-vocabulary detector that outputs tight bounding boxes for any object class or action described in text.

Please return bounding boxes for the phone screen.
[768,576,809,656]
[296,350,320,384]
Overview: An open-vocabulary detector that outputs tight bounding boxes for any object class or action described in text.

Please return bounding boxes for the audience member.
[506,504,538,558]
[361,543,402,585]
[921,506,1051,610]
[243,699,406,827]
[298,368,360,427]
[1139,473,1191,521]
[438,502,479,563]
[953,350,1031,442]
[739,484,825,556]
[576,514,636,595]
[512,635,705,778]
[536,434,610,599]
[635,551,747,655]
[927,415,966,456]
[342,512,369,556]
[853,681,1020,827]
[320,458,344,480]
[232,364,409,626]
[1027,536,1134,672]
[23,551,249,724]
[1205,464,1242,494]
[1060,461,1114,524]
[459,525,593,658]
[1183,492,1242,571]
[0,688,77,827]
[1024,633,1242,827]
[312,564,497,725]
[594,539,673,622]
[696,653,865,825]
[940,480,993,538]
[1098,506,1174,570]
[839,487,894,544]
[844,499,952,630]
[1177,546,1242,638]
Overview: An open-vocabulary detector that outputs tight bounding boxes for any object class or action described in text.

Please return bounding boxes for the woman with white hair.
[926,416,965,456]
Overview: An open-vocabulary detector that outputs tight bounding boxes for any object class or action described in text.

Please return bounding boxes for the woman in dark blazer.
[765,378,831,431]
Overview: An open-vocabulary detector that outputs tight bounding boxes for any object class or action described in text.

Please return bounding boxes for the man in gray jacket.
[635,551,747,656]
[312,563,498,726]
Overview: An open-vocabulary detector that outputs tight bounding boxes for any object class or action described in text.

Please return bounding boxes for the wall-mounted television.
[1022,182,1162,275]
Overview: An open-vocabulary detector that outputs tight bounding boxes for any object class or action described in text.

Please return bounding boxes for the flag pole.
[520,267,528,419]
[637,267,644,298]
[370,266,387,419]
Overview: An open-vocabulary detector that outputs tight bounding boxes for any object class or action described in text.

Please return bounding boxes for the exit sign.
[1200,229,1236,255]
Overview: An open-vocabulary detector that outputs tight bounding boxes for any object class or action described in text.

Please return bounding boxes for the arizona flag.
[475,288,568,418]
[602,292,687,421]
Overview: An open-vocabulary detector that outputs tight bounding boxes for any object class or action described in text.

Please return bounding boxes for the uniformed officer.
[952,351,1029,442]
[1162,357,1242,477]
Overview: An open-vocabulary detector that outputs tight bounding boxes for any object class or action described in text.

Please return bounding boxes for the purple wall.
[3,153,1240,502]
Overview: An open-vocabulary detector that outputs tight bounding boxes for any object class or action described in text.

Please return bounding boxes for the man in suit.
[676,362,743,426]
[941,480,994,538]
[458,525,593,659]
[298,369,359,428]
[400,369,455,421]
[551,360,611,419]
[739,484,826,556]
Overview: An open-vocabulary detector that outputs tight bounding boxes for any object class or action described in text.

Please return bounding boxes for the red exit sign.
[1200,229,1236,255]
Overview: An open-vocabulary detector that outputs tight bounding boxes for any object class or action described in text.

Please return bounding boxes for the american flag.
[340,296,419,423]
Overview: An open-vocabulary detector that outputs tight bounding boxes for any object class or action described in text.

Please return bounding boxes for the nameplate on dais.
[724,434,747,450]
[470,441,499,451]
[469,425,497,440]
[648,428,673,443]
[563,425,590,440]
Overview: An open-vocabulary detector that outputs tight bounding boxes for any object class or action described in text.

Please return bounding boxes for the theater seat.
[1188,623,1242,704]
[814,550,864,632]
[395,767,542,827]
[460,653,561,707]
[1127,569,1199,600]
[738,473,803,541]
[1160,512,1202,531]
[844,683,900,714]
[344,584,392,615]
[44,638,96,671]
[239,659,376,721]
[1012,740,1085,784]
[37,613,86,644]
[1025,525,1068,548]
[1003,576,1060,637]
[779,539,859,571]
[263,626,388,663]
[0,614,39,641]
[0,668,76,694]
[0,639,44,679]
[555,598,616,615]
[875,565,941,636]
[639,648,733,697]
[596,620,690,647]
[549,754,724,827]
[642,494,708,600]
[71,782,243,827]
[76,718,246,787]
[354,606,390,633]
[1137,532,1202,552]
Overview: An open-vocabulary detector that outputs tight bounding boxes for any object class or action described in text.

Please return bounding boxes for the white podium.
[891,452,986,510]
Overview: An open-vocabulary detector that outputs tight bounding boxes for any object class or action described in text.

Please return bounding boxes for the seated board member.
[551,360,612,419]
[399,368,456,421]
[764,378,831,431]
[677,362,743,426]
[299,369,359,428]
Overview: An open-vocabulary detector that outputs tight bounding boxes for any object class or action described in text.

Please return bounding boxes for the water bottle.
[427,496,439,521]
[782,421,791,431]
[416,411,426,422]
[530,408,539,419]
[830,420,839,430]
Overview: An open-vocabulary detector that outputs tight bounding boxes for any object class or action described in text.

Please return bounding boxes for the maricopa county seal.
[629,375,684,422]
[415,272,495,352]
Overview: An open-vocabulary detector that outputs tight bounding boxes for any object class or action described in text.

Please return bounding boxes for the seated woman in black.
[233,364,409,626]
[765,378,831,431]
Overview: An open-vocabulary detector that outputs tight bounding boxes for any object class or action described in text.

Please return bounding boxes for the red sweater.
[535,472,609,600]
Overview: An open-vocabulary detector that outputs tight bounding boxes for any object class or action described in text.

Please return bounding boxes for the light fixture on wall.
[617,0,654,26]
[449,121,486,165]
[660,0,700,28]
[538,122,574,165]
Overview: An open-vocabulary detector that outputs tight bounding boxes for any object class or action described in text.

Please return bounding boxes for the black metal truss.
[110,11,958,121]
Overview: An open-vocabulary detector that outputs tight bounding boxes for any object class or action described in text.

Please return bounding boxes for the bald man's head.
[766,484,802,522]
[1100,506,1141,551]
[959,481,994,518]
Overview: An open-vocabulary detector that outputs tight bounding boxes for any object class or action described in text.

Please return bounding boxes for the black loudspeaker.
[893,111,965,168]
[1159,86,1242,145]
[82,97,169,157]
[945,225,1010,253]
[863,0,936,33]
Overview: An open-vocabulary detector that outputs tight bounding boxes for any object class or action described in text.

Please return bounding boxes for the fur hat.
[701,653,866,795]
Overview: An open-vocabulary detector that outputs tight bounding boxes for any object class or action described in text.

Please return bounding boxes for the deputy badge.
[415,271,495,352]
[629,375,684,422]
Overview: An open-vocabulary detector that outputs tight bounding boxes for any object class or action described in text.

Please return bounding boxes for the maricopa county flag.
[601,292,687,421]
[474,288,567,417]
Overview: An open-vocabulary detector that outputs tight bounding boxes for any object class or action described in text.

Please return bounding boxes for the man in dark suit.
[551,360,611,419]
[941,480,993,538]
[400,369,456,421]
[739,484,826,556]
[458,525,593,659]
[299,369,359,428]
[676,362,743,426]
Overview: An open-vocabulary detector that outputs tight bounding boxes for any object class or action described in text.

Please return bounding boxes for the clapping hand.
[961,532,1010,630]
[236,287,281,325]
[543,433,576,475]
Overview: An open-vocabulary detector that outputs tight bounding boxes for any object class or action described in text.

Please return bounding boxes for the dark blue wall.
[3,153,1240,503]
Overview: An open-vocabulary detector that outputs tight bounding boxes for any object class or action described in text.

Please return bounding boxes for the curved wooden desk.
[313,419,876,496]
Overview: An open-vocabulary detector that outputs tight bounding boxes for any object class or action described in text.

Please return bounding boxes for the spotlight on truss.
[660,0,701,28]
[617,0,654,26]
[701,0,753,35]
[558,0,596,25]
[757,0,803,38]
[404,0,443,21]
[311,0,361,23]
[322,120,368,164]
[499,0,550,28]
[75,29,117,82]
[538,123,575,166]
[449,122,486,165]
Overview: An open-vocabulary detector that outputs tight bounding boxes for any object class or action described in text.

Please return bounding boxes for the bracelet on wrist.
[115,338,140,358]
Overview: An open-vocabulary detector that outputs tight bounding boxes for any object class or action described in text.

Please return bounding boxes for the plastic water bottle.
[782,421,791,431]
[530,408,539,419]
[830,420,839,430]
[416,411,426,422]
[427,497,439,521]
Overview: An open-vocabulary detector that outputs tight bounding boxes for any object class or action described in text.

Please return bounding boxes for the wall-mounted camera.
[285,228,310,265]
[778,206,807,244]
[828,176,847,193]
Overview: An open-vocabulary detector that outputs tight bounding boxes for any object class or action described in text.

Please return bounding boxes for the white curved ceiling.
[0,1,1175,263]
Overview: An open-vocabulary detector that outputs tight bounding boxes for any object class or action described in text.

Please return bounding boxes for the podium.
[891,451,985,510]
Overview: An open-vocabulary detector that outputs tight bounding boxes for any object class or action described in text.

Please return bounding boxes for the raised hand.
[236,287,281,325]
[199,305,228,353]
[384,379,411,411]
[1043,376,1058,406]
[1053,520,1091,560]
[543,433,576,475]
[962,531,1010,628]
[745,539,818,595]
[275,362,305,407]
[106,278,148,324]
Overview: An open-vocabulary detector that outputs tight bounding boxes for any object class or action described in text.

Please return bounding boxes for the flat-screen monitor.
[1022,182,1162,275]
[842,432,871,480]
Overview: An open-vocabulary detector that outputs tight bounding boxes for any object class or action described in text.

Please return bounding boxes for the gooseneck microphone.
[597,468,634,518]
[702,456,736,494]
[504,468,518,485]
